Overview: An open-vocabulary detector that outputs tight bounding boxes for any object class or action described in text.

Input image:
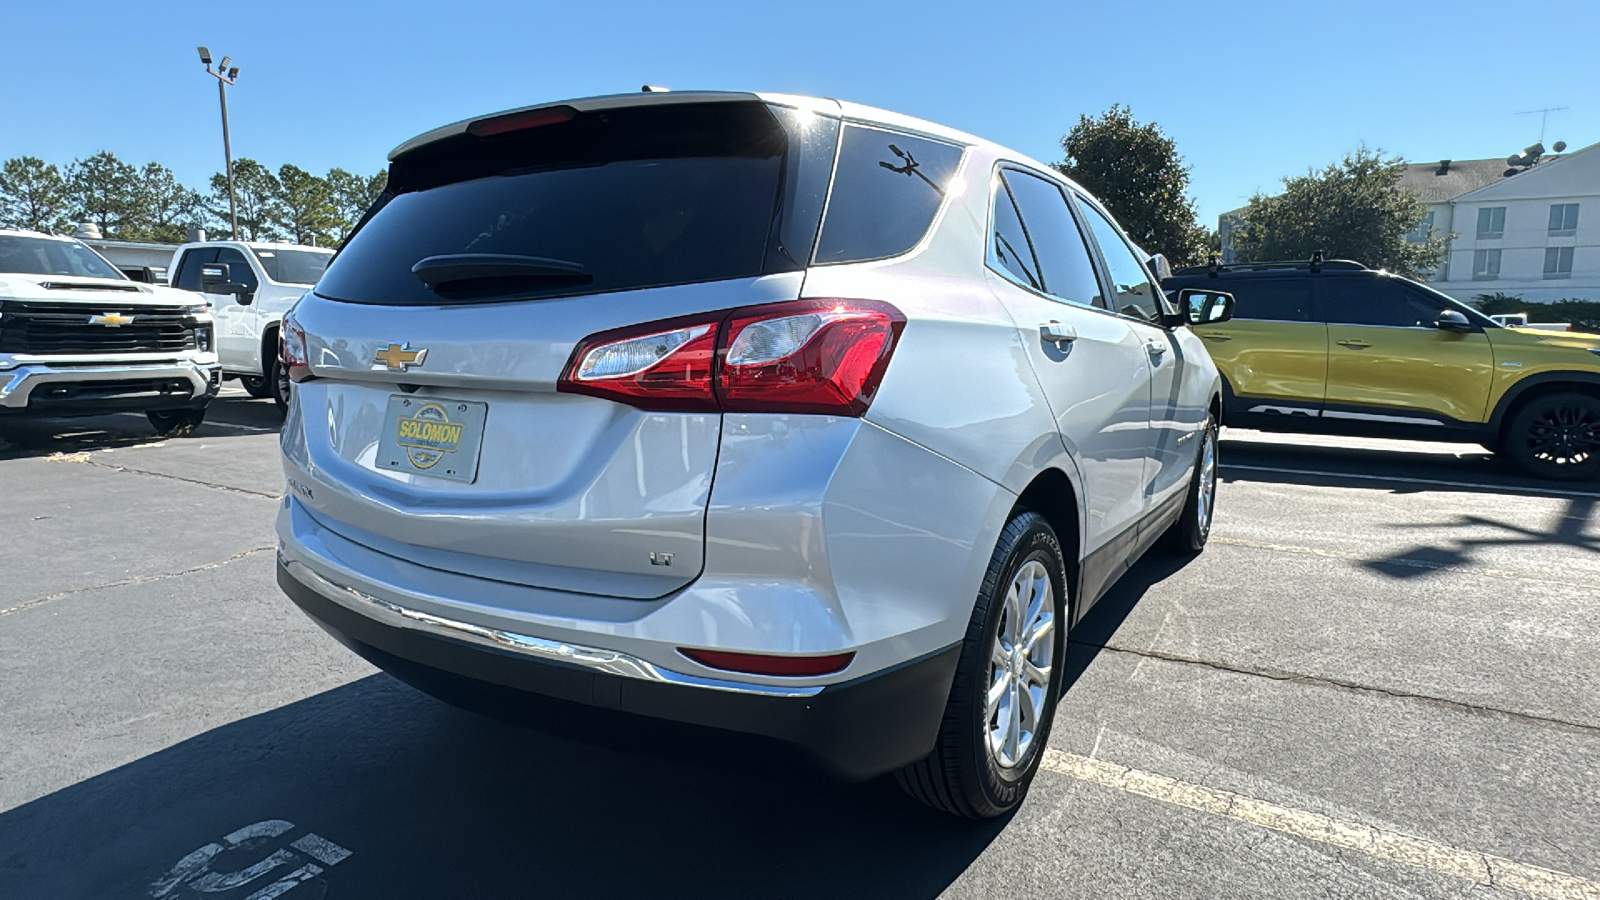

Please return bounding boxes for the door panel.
[986,169,1153,556]
[1319,276,1494,424]
[1324,327,1494,423]
[989,272,1152,551]
[1188,277,1328,413]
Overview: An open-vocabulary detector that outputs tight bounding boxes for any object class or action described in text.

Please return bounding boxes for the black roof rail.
[1171,257,1367,277]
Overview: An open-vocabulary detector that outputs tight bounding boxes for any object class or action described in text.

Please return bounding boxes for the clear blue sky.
[3,0,1594,226]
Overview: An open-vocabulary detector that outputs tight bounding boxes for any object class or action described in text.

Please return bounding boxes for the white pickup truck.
[168,240,333,409]
[1489,312,1572,332]
[0,230,220,435]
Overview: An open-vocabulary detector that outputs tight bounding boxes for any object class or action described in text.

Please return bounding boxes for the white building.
[1420,142,1598,304]
[1218,141,1598,305]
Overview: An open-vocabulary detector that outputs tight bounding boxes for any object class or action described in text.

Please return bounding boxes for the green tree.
[326,167,388,243]
[209,158,282,241]
[274,164,337,245]
[1229,146,1449,277]
[66,151,142,236]
[0,156,70,232]
[129,162,204,242]
[1052,105,1212,266]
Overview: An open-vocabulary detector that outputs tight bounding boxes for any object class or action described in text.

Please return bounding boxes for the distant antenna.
[1516,106,1569,143]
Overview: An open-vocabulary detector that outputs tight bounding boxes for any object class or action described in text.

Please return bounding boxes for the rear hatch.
[287,97,840,599]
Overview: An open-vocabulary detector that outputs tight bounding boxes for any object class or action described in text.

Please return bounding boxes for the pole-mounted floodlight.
[199,49,241,239]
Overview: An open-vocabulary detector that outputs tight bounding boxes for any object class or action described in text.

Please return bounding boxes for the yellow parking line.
[1040,750,1600,899]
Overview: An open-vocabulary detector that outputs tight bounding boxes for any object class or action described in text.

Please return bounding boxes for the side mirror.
[1435,309,1473,332]
[1178,288,1235,326]
[1147,253,1173,281]
[215,282,253,304]
[200,263,231,286]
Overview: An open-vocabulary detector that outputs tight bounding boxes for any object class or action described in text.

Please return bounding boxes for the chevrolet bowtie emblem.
[375,342,428,372]
[89,312,135,327]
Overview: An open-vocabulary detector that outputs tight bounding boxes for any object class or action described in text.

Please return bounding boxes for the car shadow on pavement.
[1360,495,1599,578]
[0,673,1010,900]
[0,393,282,461]
[1061,550,1197,690]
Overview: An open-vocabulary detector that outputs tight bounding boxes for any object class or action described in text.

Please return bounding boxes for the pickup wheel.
[896,511,1067,818]
[147,408,206,437]
[1500,392,1600,481]
[239,375,273,399]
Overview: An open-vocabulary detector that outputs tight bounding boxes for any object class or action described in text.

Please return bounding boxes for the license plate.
[376,395,488,483]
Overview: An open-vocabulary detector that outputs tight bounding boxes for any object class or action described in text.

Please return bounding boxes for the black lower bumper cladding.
[278,562,960,781]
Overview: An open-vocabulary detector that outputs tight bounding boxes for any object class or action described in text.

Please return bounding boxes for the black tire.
[896,511,1069,818]
[269,351,291,412]
[1500,391,1600,481]
[147,408,207,437]
[239,374,273,399]
[1163,413,1219,553]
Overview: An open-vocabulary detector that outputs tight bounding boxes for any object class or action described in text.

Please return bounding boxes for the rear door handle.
[1336,339,1371,349]
[1040,322,1078,345]
[1199,332,1232,342]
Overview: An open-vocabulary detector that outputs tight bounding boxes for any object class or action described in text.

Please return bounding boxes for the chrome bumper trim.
[0,360,218,408]
[281,554,825,698]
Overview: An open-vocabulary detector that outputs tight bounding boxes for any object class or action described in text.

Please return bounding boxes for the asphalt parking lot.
[2,387,1598,899]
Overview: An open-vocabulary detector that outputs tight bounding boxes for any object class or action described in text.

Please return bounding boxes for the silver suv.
[274,92,1235,817]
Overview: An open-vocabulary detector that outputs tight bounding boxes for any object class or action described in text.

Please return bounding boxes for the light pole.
[198,47,241,240]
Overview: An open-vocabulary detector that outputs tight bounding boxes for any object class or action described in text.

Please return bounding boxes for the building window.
[1473,249,1501,280]
[1545,246,1575,279]
[1476,207,1506,240]
[1549,203,1580,237]
[1407,210,1436,243]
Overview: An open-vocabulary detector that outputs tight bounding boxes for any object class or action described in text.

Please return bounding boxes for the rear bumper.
[278,557,959,780]
[0,359,220,414]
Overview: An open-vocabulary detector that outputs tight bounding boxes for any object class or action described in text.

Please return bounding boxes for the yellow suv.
[1163,259,1600,480]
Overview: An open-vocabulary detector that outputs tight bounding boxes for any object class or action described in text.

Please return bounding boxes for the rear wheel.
[1501,392,1600,481]
[1163,413,1218,553]
[239,374,273,399]
[147,408,206,437]
[896,511,1068,818]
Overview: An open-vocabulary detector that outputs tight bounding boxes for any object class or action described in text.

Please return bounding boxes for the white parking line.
[1041,750,1600,899]
[1222,463,1600,499]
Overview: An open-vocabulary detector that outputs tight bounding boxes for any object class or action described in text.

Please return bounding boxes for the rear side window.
[317,102,833,306]
[999,169,1104,308]
[253,248,332,286]
[1225,279,1311,322]
[992,181,1041,290]
[813,125,965,264]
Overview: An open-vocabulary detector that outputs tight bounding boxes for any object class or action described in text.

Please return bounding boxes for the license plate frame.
[376,395,488,483]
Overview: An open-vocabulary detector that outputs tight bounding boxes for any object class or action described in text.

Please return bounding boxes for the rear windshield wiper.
[411,254,592,294]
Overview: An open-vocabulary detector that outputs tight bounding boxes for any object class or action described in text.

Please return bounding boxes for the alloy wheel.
[986,558,1055,770]
[1524,404,1600,465]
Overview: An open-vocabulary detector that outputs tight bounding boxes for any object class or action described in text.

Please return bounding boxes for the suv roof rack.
[1172,252,1367,278]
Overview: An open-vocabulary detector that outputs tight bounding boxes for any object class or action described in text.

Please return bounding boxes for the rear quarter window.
[812,125,965,265]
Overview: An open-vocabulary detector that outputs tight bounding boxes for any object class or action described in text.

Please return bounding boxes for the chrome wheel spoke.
[1023,614,1054,656]
[1023,658,1051,690]
[1004,680,1022,762]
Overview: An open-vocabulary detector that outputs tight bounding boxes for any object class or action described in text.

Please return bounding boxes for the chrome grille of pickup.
[0,300,198,355]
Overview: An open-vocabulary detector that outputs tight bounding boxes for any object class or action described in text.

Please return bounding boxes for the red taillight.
[678,647,856,677]
[557,300,905,416]
[279,312,314,383]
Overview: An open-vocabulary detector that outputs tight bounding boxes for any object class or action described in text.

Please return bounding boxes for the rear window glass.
[317,103,821,306]
[813,125,965,264]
